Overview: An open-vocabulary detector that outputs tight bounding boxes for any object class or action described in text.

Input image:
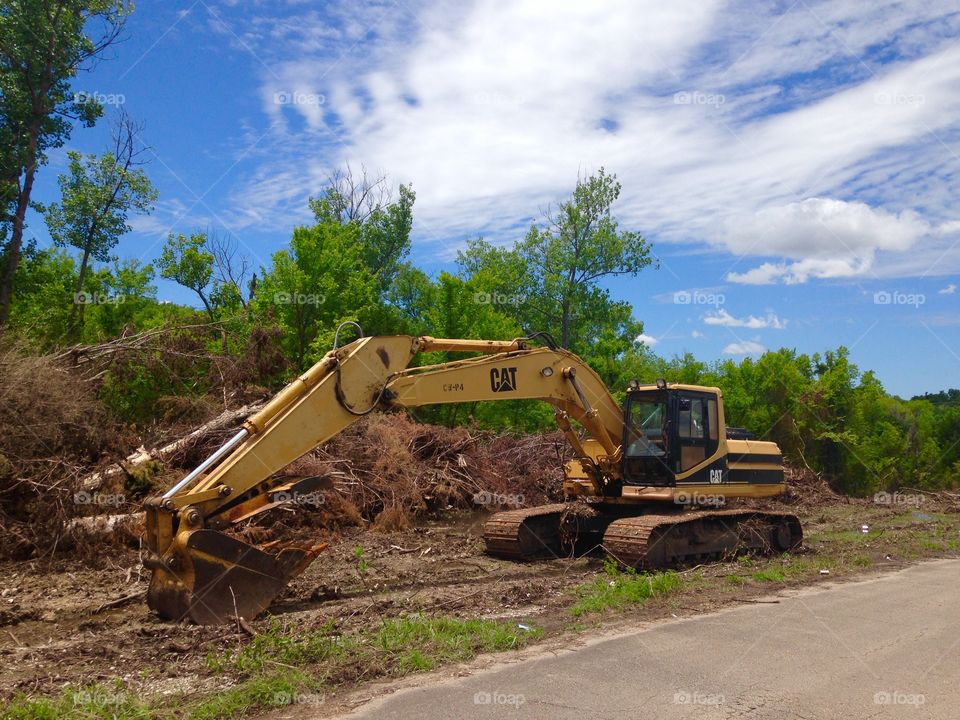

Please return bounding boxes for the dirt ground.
[2,477,958,718]
[0,512,589,697]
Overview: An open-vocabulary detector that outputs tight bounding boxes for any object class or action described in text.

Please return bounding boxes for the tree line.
[0,1,956,496]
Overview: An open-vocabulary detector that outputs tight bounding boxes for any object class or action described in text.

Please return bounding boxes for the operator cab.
[622,381,722,486]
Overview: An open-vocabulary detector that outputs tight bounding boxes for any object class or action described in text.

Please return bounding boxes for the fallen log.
[81,401,265,491]
[60,512,146,548]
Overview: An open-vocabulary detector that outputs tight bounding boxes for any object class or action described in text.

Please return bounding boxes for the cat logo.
[709,468,724,484]
[490,367,518,392]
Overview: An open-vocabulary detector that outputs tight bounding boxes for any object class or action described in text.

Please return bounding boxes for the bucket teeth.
[147,529,326,625]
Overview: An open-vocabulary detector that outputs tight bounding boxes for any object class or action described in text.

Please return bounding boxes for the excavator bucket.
[147,529,327,625]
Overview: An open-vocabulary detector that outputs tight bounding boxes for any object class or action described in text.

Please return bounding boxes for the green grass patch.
[751,567,786,582]
[375,615,537,672]
[570,559,683,617]
[2,682,151,720]
[207,618,351,674]
[3,614,539,720]
[187,671,321,720]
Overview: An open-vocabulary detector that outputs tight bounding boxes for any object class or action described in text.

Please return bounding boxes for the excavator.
[144,328,801,624]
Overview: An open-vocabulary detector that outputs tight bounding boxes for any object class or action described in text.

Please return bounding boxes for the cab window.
[625,396,666,457]
[677,397,705,439]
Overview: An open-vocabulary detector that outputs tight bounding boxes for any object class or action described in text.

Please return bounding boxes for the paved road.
[341,559,960,719]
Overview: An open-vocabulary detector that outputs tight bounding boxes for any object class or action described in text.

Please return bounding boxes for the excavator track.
[482,503,570,560]
[603,509,803,569]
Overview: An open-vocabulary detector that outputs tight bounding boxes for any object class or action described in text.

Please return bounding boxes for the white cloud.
[725,198,928,284]
[635,333,659,347]
[940,283,957,295]
[222,1,960,276]
[691,330,704,339]
[703,308,786,329]
[722,339,766,355]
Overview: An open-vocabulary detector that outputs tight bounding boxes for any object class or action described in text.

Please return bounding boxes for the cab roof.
[629,383,723,395]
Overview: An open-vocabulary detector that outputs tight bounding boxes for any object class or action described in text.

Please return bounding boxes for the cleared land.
[2,454,958,719]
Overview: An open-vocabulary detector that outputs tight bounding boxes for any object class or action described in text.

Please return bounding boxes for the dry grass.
[0,343,120,559]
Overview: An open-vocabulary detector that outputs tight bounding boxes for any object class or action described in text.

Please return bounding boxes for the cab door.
[621,391,673,486]
[672,392,720,476]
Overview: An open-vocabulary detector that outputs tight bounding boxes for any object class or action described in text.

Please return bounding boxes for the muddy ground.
[2,481,959,718]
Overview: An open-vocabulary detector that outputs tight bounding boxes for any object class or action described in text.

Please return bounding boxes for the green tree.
[459,168,654,354]
[157,232,217,321]
[308,166,416,293]
[88,257,155,338]
[44,114,156,337]
[253,221,378,367]
[4,242,76,343]
[0,0,131,324]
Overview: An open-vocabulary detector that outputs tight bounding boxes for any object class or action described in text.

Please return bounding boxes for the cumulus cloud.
[939,283,957,295]
[722,339,766,355]
[635,333,659,347]
[703,308,786,329]
[725,198,929,284]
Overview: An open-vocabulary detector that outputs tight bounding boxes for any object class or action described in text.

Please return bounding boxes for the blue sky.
[23,0,960,398]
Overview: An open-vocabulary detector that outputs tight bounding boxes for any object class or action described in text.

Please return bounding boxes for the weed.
[375,614,538,672]
[187,671,319,720]
[570,561,682,616]
[2,682,150,720]
[207,619,349,674]
[353,545,370,574]
[752,568,786,582]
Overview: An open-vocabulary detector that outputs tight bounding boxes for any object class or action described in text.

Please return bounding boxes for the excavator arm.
[144,332,626,624]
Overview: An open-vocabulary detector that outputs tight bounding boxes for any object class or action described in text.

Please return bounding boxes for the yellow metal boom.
[144,333,627,623]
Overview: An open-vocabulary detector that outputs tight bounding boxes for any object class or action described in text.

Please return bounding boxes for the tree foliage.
[3,159,957,494]
[0,0,131,324]
[44,114,156,337]
[459,168,653,355]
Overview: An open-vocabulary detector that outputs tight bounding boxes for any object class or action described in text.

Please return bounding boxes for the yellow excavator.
[144,328,801,624]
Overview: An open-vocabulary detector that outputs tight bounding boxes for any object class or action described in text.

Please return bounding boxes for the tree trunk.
[60,512,145,549]
[69,244,94,338]
[79,400,267,491]
[0,127,39,326]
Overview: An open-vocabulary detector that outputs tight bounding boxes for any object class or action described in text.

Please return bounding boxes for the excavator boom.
[144,332,626,623]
